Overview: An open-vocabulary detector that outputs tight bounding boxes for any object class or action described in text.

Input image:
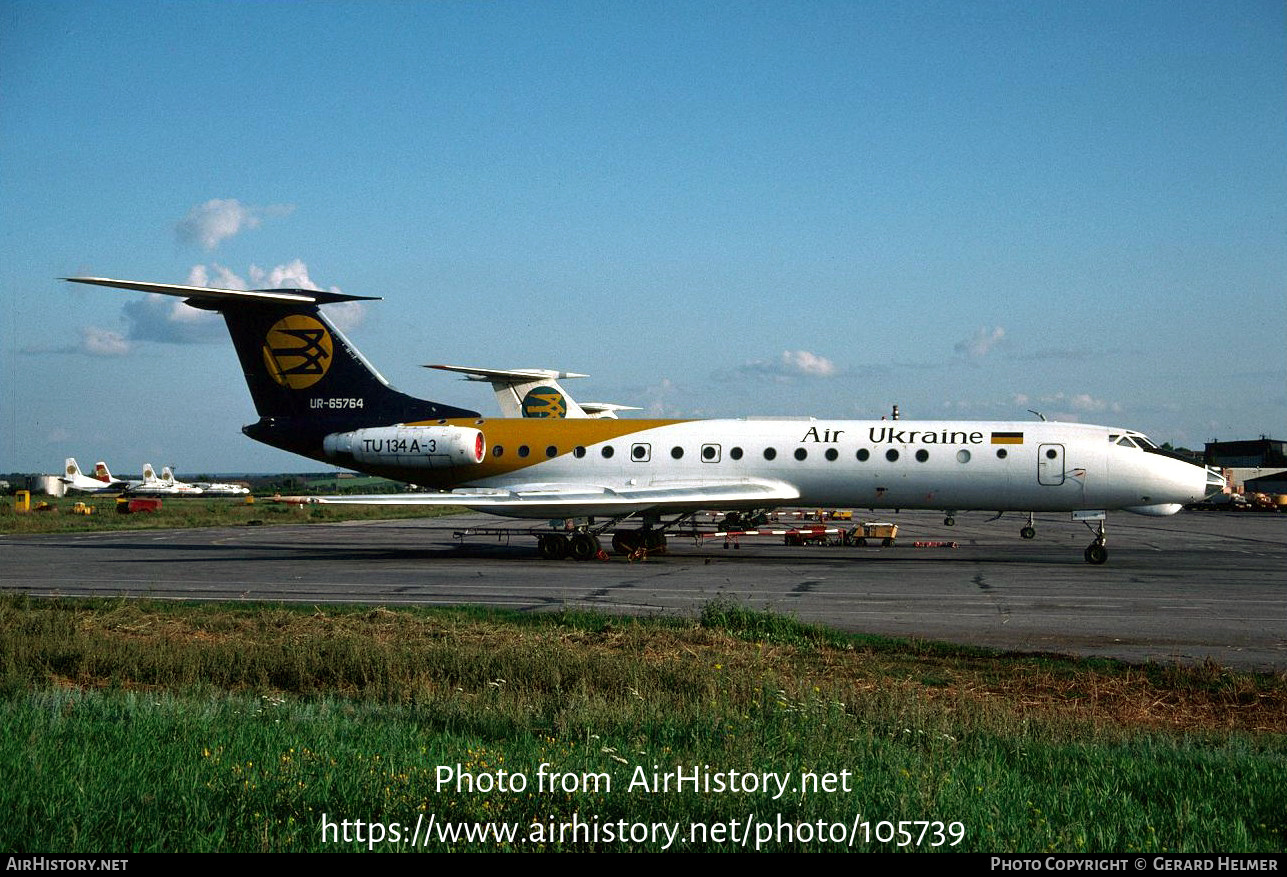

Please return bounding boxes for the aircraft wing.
[305,479,800,518]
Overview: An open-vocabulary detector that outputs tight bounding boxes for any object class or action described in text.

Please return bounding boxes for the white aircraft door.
[1038,443,1065,486]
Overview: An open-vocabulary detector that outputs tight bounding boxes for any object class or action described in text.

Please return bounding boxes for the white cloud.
[322,301,368,332]
[1068,393,1106,412]
[175,199,294,250]
[186,263,247,290]
[733,350,840,381]
[1032,392,1123,421]
[121,294,223,344]
[954,326,1006,359]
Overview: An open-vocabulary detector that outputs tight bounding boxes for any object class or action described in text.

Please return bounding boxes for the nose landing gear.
[1082,519,1108,565]
[1020,512,1036,540]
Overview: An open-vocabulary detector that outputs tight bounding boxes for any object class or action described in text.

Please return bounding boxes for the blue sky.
[2,1,1284,473]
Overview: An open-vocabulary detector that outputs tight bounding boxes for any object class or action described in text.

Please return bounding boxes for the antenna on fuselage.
[1028,409,1047,422]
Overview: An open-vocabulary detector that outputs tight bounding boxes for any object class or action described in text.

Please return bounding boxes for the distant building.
[1204,438,1287,469]
[1205,438,1287,495]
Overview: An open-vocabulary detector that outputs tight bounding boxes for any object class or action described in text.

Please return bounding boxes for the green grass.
[0,494,464,535]
[2,596,1284,852]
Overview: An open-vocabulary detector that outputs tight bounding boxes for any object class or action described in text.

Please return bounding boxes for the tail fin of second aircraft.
[65,278,481,461]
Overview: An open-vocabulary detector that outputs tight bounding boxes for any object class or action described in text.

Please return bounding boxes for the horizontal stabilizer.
[427,364,589,381]
[64,277,379,306]
[581,402,642,415]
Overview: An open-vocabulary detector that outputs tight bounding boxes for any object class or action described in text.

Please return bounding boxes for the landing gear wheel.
[538,533,569,560]
[1084,543,1108,565]
[1020,526,1036,540]
[719,512,743,530]
[643,530,668,554]
[612,530,643,555]
[569,532,601,561]
[944,516,956,526]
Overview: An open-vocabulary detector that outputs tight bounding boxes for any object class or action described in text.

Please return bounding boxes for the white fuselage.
[338,417,1217,518]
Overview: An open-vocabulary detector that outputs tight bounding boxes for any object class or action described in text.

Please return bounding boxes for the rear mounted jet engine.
[323,426,486,469]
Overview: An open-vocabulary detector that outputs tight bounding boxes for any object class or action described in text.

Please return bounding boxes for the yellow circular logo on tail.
[262,315,333,389]
[522,386,567,418]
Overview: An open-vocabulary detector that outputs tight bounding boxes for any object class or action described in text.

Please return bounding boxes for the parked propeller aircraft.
[66,277,1225,564]
[128,463,204,497]
[60,458,132,493]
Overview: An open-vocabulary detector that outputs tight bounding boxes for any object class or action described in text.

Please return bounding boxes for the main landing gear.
[538,531,605,561]
[537,513,694,561]
[610,528,668,558]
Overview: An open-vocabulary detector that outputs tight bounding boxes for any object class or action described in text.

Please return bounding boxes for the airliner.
[66,277,1225,564]
[61,458,130,493]
[427,364,640,419]
[129,463,204,497]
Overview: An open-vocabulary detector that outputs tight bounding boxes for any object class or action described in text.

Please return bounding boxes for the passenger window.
[492,445,504,458]
[763,448,777,460]
[824,448,838,461]
[915,449,928,462]
[601,446,615,458]
[518,445,530,458]
[886,449,899,462]
[794,448,807,461]
[856,448,870,462]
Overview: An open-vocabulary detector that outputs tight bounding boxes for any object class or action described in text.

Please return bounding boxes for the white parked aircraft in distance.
[128,463,204,497]
[427,364,640,419]
[67,276,1225,564]
[60,458,131,493]
[186,471,251,496]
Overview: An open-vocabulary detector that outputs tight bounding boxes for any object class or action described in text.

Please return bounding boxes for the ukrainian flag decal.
[522,386,567,418]
[991,431,1024,444]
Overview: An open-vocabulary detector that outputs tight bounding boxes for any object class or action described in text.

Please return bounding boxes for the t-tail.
[65,278,480,462]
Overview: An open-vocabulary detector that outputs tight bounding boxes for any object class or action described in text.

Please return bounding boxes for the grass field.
[2,595,1283,853]
[0,494,464,535]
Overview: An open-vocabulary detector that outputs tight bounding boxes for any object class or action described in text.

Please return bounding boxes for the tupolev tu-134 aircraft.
[66,277,1225,564]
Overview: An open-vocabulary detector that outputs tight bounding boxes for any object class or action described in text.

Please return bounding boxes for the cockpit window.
[1108,434,1120,443]
[1131,434,1158,450]
[1115,435,1139,449]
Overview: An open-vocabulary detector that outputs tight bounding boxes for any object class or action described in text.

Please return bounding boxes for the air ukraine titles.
[800,426,988,445]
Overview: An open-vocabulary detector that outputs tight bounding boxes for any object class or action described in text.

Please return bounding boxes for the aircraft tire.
[643,530,667,553]
[539,533,570,561]
[944,516,955,526]
[1020,526,1036,540]
[569,532,601,562]
[612,530,642,555]
[1084,544,1108,565]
